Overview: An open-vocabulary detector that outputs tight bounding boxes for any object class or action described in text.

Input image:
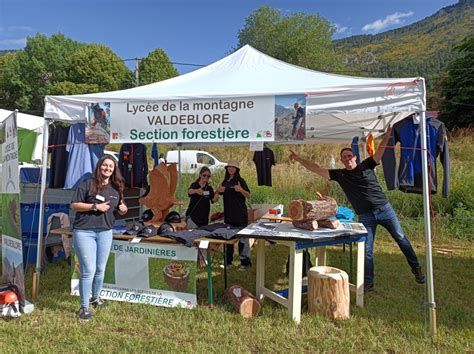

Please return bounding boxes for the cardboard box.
[248,208,258,223]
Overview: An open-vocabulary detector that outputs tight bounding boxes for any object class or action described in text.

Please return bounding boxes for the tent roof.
[46,45,422,104]
[0,109,44,133]
[44,45,425,142]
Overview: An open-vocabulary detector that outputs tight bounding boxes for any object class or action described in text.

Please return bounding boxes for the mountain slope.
[334,0,473,100]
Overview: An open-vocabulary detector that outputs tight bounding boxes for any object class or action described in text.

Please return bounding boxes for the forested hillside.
[334,0,473,107]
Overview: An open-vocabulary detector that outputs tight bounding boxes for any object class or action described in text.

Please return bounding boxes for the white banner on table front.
[109,96,275,143]
[71,240,198,309]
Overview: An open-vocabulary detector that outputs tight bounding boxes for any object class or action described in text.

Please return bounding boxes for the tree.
[237,6,344,72]
[65,44,133,92]
[0,34,84,113]
[138,48,179,86]
[0,34,135,114]
[439,35,474,129]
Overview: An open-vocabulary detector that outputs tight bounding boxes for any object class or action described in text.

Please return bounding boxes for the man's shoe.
[364,282,374,292]
[90,297,107,308]
[238,265,250,272]
[77,307,92,321]
[412,267,426,284]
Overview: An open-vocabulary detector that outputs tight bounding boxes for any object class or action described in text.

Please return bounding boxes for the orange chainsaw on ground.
[0,282,23,317]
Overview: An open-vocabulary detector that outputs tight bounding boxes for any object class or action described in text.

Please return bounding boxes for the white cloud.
[334,23,350,35]
[7,26,34,32]
[362,11,414,33]
[0,38,27,49]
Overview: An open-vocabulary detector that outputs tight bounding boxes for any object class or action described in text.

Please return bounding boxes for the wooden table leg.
[356,240,365,307]
[316,246,326,266]
[206,250,213,306]
[224,244,228,289]
[288,243,303,323]
[256,239,265,301]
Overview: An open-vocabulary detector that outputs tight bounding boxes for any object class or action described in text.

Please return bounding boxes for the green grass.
[1,132,473,351]
[0,233,472,352]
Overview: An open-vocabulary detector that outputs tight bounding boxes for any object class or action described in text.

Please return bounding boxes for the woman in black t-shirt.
[70,155,128,321]
[216,159,251,271]
[186,166,219,228]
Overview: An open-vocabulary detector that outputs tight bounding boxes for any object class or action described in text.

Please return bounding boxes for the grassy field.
[0,132,473,352]
[0,237,472,352]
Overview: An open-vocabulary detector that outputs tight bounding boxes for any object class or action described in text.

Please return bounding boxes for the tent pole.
[32,118,50,302]
[419,105,436,336]
[177,143,182,215]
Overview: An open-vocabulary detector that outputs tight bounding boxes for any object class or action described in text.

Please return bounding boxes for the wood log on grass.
[224,285,261,318]
[308,266,349,320]
[292,219,319,231]
[289,196,338,221]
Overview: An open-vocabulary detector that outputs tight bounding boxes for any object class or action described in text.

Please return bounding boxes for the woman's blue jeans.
[73,228,113,308]
[358,202,420,285]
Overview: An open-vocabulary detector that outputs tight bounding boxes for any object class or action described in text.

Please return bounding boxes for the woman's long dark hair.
[222,166,244,185]
[91,155,125,200]
[194,166,211,184]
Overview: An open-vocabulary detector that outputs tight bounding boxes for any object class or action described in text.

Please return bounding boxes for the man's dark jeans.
[358,202,420,285]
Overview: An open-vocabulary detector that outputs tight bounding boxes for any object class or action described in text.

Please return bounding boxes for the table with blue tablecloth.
[236,221,367,323]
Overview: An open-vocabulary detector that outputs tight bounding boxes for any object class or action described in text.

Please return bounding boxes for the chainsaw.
[0,282,24,317]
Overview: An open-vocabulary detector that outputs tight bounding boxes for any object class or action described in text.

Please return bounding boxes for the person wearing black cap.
[216,159,251,271]
[186,166,219,229]
[70,155,128,321]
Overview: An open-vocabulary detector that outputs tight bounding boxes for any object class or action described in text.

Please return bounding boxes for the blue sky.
[0,0,458,73]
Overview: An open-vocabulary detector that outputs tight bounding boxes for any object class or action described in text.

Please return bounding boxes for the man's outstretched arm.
[289,149,330,180]
[373,126,393,164]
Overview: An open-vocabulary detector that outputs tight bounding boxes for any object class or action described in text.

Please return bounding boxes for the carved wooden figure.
[139,163,183,224]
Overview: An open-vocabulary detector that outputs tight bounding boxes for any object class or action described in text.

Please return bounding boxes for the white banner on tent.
[109,96,275,143]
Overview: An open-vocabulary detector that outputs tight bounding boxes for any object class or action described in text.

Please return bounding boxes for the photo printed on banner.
[86,102,111,144]
[274,95,306,142]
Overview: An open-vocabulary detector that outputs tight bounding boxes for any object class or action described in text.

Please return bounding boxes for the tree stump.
[289,197,338,221]
[224,285,261,318]
[308,266,349,320]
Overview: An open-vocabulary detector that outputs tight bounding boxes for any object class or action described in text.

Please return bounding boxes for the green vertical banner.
[71,240,198,308]
[1,113,25,302]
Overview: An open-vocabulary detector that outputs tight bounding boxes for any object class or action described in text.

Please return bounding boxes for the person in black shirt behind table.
[186,166,219,228]
[216,159,252,271]
[71,155,128,321]
[289,126,425,292]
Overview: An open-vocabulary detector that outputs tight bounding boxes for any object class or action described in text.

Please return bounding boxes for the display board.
[71,240,198,308]
[1,113,26,302]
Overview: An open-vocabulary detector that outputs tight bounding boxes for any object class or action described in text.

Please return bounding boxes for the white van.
[166,150,226,174]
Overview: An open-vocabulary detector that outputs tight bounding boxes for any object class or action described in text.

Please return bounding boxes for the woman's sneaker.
[77,307,92,321]
[90,297,107,308]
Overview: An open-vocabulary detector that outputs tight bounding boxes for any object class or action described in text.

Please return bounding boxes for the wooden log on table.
[289,197,338,221]
[292,219,319,231]
[308,266,350,320]
[224,285,261,318]
[317,219,341,229]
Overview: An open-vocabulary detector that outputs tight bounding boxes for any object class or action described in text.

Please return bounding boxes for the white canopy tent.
[40,45,436,334]
[0,109,44,162]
